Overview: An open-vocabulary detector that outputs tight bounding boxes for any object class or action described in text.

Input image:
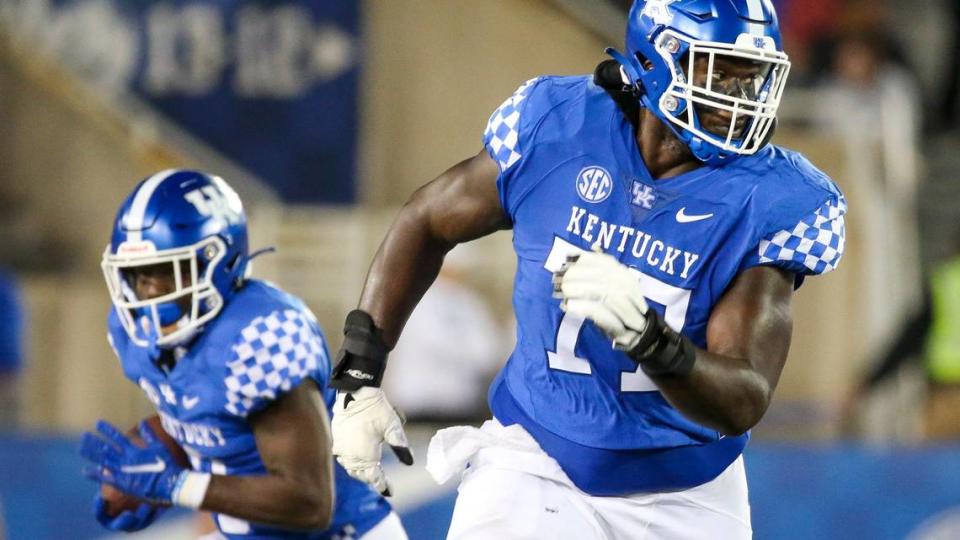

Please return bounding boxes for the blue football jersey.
[107,280,391,539]
[483,76,846,495]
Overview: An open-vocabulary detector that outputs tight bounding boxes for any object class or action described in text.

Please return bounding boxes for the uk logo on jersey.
[577,166,613,203]
[632,181,657,209]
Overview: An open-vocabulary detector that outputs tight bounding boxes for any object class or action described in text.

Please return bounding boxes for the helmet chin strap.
[688,135,723,165]
[137,303,196,349]
[156,302,185,327]
[234,246,276,286]
[245,246,276,266]
[157,314,201,349]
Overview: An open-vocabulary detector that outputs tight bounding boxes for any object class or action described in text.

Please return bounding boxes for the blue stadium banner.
[4,0,361,203]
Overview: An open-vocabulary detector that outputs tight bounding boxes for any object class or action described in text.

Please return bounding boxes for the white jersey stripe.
[745,0,765,36]
[125,169,178,242]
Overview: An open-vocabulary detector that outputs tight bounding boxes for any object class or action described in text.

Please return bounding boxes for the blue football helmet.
[607,0,791,164]
[101,170,249,348]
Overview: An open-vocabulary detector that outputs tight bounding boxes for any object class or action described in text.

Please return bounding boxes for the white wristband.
[171,471,212,509]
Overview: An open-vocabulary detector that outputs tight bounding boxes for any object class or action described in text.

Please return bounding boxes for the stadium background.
[0,0,958,538]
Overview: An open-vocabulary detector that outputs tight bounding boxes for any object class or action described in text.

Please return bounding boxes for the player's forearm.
[200,473,334,530]
[648,266,792,435]
[652,350,773,435]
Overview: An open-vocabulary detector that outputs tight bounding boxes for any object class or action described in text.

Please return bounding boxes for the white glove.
[331,386,413,496]
[553,250,649,350]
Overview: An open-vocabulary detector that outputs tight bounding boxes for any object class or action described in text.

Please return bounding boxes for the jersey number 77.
[543,238,692,392]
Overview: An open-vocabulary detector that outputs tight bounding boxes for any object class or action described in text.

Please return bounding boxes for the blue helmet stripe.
[125,169,178,242]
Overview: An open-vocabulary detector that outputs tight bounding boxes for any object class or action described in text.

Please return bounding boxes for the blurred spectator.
[384,245,508,424]
[776,0,841,85]
[0,268,24,430]
[843,248,960,440]
[932,0,960,132]
[814,32,925,392]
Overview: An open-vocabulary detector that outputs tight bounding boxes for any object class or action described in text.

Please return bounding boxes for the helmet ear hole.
[633,51,655,72]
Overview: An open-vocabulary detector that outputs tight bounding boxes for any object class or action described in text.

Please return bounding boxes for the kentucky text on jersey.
[158,411,226,448]
[482,74,845,496]
[566,205,700,278]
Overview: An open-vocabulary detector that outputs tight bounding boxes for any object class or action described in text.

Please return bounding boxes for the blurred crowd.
[784,0,960,441]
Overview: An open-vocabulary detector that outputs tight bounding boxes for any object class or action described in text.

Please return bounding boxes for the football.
[100,415,191,517]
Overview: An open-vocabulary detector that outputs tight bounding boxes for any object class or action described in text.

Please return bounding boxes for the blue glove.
[93,493,162,531]
[80,419,187,505]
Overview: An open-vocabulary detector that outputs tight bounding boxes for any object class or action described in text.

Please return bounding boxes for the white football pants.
[427,420,752,540]
[196,511,407,540]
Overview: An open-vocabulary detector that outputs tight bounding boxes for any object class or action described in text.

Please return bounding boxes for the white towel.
[426,419,575,488]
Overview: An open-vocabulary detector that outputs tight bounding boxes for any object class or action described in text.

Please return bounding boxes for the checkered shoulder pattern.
[224,308,326,417]
[758,195,846,275]
[483,78,540,172]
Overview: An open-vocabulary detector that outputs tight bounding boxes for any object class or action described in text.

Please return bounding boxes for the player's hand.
[332,387,413,496]
[553,249,650,350]
[80,420,187,505]
[93,494,161,531]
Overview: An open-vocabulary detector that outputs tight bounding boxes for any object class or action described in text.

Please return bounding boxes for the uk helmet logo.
[576,166,613,203]
[642,0,677,25]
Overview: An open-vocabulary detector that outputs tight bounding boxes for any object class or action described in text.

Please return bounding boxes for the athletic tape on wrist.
[629,309,697,377]
[172,471,211,509]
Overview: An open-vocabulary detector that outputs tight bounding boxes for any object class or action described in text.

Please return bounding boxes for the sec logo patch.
[576,166,613,203]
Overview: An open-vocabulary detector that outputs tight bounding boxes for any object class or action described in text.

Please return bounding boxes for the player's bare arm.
[359,149,509,346]
[199,380,335,530]
[653,266,794,435]
[328,149,508,494]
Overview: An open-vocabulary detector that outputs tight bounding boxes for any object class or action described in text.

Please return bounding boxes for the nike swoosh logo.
[120,456,166,474]
[182,395,200,409]
[675,208,714,223]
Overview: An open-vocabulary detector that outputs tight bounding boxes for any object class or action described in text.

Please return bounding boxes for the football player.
[329,0,846,538]
[80,170,408,539]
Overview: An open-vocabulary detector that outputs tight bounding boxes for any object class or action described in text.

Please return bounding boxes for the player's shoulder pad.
[482,75,588,173]
[746,146,847,276]
[217,281,330,417]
